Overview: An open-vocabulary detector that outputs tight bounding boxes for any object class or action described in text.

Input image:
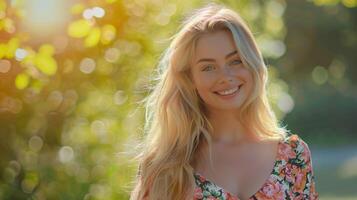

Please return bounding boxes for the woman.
[130,3,318,200]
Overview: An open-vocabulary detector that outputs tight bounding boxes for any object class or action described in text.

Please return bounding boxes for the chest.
[193,140,279,200]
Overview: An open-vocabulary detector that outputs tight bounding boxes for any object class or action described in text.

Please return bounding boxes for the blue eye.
[230,59,242,65]
[202,65,215,71]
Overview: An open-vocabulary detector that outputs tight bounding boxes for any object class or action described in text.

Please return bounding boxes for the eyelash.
[201,59,242,71]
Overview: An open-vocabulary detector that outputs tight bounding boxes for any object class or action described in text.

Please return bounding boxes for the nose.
[217,64,234,84]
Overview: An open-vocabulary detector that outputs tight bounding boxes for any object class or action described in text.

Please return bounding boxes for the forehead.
[193,30,238,62]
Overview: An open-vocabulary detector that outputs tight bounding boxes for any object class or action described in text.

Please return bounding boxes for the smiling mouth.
[214,85,243,96]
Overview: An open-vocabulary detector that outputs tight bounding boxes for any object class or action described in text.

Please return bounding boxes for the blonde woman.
[130,3,318,200]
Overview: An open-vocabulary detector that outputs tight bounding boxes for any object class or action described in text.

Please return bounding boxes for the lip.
[214,84,243,99]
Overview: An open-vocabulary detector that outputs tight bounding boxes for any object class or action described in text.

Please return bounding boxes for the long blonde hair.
[130,3,288,200]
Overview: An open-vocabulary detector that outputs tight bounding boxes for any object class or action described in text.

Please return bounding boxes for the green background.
[0,0,356,199]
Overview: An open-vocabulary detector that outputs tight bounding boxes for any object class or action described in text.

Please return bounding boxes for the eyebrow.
[195,50,238,64]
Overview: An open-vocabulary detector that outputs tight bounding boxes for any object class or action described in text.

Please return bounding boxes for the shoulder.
[273,133,319,198]
[279,133,313,165]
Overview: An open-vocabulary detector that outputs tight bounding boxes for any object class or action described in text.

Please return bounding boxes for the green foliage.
[0,0,356,199]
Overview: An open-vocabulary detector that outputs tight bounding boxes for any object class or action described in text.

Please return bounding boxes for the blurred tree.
[277,0,357,143]
[2,0,355,199]
[279,0,357,83]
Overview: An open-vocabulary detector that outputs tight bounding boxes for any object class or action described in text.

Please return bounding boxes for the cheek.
[194,76,214,93]
[192,75,214,100]
[239,68,254,82]
[193,72,211,87]
[195,83,210,98]
[242,69,255,92]
[196,86,212,105]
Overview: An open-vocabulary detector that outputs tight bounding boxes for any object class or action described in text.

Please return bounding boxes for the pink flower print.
[197,174,206,183]
[255,180,284,199]
[278,143,296,161]
[193,187,203,199]
[282,163,295,183]
[262,182,279,197]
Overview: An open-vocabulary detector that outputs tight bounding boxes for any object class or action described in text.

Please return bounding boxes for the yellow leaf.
[15,73,30,90]
[342,0,357,7]
[6,38,19,59]
[39,44,55,56]
[68,19,92,38]
[35,54,57,75]
[0,20,4,31]
[313,0,339,6]
[31,79,44,92]
[85,27,101,47]
[22,48,36,65]
[0,43,6,59]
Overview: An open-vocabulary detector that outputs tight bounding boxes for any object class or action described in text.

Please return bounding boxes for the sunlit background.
[0,0,356,199]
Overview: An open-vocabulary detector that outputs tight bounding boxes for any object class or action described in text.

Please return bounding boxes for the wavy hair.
[130,3,288,200]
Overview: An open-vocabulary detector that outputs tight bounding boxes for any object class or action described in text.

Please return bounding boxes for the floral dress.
[193,134,319,200]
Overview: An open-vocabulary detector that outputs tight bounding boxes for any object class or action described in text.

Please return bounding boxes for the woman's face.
[190,29,254,113]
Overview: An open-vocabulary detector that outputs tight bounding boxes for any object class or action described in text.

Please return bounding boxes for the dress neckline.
[193,137,284,200]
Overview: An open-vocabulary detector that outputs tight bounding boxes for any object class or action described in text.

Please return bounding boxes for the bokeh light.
[15,48,27,61]
[28,136,44,152]
[113,90,128,105]
[83,6,106,20]
[1,0,356,199]
[22,0,71,36]
[277,92,295,113]
[59,146,74,163]
[80,58,96,74]
[312,66,329,85]
[0,59,11,73]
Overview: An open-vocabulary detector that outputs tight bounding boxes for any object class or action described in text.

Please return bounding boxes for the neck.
[207,109,257,144]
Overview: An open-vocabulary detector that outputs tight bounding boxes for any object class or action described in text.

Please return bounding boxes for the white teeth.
[216,87,239,95]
